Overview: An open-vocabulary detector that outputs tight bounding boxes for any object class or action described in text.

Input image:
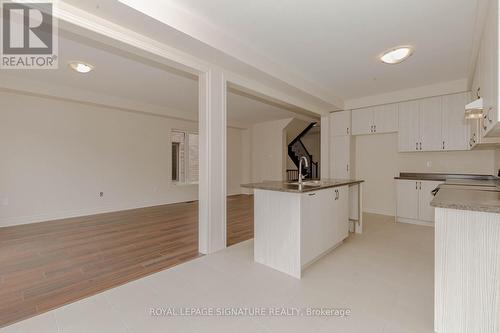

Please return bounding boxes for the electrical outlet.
[99,192,104,198]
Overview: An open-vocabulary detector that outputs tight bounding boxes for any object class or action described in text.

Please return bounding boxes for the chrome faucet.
[298,156,309,186]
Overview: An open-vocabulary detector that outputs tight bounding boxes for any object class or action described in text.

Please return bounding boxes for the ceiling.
[164,0,482,100]
[0,33,312,127]
[60,0,339,112]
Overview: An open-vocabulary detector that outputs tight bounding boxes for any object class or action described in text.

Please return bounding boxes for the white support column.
[198,69,227,254]
[320,114,330,179]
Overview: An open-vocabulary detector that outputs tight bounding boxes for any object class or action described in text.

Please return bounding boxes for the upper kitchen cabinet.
[442,92,471,151]
[476,0,499,137]
[398,93,471,152]
[419,96,443,151]
[373,104,398,133]
[351,107,373,135]
[351,104,398,135]
[330,110,351,136]
[398,100,420,152]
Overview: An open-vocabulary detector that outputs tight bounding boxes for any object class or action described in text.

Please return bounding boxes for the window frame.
[171,129,199,185]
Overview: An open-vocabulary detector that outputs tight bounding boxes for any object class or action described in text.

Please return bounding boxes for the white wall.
[0,91,248,227]
[250,118,292,182]
[227,127,249,195]
[355,133,496,216]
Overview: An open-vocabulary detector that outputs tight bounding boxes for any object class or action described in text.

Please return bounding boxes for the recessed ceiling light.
[380,46,414,64]
[68,61,94,74]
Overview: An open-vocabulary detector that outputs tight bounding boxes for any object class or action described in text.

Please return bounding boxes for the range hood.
[465,98,484,119]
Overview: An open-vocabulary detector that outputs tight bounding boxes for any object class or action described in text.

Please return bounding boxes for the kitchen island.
[431,180,500,332]
[241,179,364,279]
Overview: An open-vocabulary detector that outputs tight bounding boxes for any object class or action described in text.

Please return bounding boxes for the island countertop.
[241,179,364,193]
[431,183,500,214]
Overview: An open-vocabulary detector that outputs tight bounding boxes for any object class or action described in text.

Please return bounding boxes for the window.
[172,142,180,181]
[171,130,199,184]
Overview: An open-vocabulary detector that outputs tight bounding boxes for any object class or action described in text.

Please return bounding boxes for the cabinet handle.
[347,127,349,135]
[487,107,493,123]
[416,182,418,190]
[374,125,377,133]
[419,182,422,190]
[347,164,349,172]
[419,142,422,150]
[416,142,418,151]
[308,193,316,196]
[442,141,445,150]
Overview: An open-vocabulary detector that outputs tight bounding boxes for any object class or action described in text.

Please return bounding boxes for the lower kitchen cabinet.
[300,186,349,266]
[336,186,349,241]
[396,180,442,225]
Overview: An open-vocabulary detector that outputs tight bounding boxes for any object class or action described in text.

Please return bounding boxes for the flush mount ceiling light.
[380,46,414,64]
[68,61,94,74]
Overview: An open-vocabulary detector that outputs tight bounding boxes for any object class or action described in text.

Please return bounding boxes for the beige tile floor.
[0,214,435,333]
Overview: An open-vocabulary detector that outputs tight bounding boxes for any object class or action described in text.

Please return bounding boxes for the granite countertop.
[241,179,364,193]
[394,172,495,181]
[431,187,500,214]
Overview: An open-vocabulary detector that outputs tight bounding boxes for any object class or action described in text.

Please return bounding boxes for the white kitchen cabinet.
[399,94,471,152]
[351,108,373,135]
[418,181,440,222]
[330,135,350,179]
[300,186,349,267]
[398,100,420,152]
[352,104,398,135]
[396,180,442,225]
[373,104,398,133]
[478,0,499,137]
[336,186,349,242]
[330,110,351,136]
[396,180,419,220]
[301,189,337,265]
[442,92,471,151]
[419,97,443,151]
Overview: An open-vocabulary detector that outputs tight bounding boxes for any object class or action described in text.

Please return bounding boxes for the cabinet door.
[469,118,480,148]
[336,186,349,242]
[419,96,443,151]
[442,93,470,151]
[330,111,351,136]
[418,181,442,222]
[301,189,337,265]
[373,104,398,133]
[351,108,374,135]
[330,136,350,179]
[481,1,499,136]
[396,180,419,220]
[398,100,420,152]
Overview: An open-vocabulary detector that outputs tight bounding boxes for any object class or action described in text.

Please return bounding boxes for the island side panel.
[434,207,500,333]
[254,189,302,279]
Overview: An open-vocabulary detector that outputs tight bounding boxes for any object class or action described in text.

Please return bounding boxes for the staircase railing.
[287,122,319,180]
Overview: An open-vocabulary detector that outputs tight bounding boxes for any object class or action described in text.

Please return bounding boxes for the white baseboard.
[0,198,193,228]
[397,217,435,227]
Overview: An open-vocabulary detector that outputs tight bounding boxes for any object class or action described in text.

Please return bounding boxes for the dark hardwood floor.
[0,194,254,328]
